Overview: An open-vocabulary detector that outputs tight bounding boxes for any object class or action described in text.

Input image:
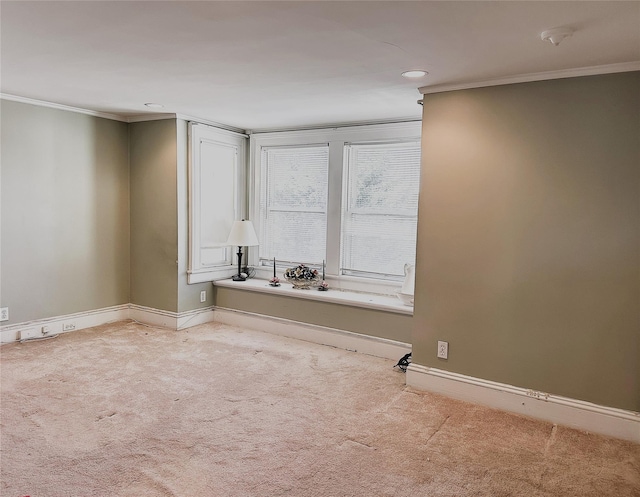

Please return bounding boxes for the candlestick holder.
[317,260,328,291]
[269,258,280,286]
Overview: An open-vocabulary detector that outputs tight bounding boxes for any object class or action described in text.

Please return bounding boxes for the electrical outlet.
[0,307,8,322]
[200,290,207,303]
[19,328,39,341]
[63,322,76,332]
[437,340,449,359]
[41,325,53,336]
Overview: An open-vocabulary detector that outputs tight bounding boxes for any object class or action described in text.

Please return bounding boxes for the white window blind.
[259,145,329,265]
[341,141,421,278]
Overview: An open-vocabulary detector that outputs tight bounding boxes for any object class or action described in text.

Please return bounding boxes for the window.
[188,123,247,283]
[342,141,421,278]
[250,122,421,285]
[259,145,329,265]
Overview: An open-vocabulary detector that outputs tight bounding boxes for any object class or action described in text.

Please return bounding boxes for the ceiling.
[1,1,639,131]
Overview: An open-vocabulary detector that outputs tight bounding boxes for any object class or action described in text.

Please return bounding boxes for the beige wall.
[128,118,213,313]
[0,110,225,321]
[129,119,179,312]
[213,287,412,343]
[414,72,639,411]
[0,100,130,323]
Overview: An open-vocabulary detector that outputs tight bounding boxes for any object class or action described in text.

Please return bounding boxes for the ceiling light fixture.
[540,28,574,46]
[402,70,428,79]
[144,103,164,109]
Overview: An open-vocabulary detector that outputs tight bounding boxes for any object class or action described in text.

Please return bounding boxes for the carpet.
[1,320,638,496]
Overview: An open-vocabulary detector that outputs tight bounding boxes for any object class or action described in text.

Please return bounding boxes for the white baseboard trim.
[212,306,411,361]
[0,304,217,343]
[177,307,216,330]
[129,304,179,330]
[406,364,640,443]
[1,303,410,361]
[0,304,130,344]
[128,304,216,330]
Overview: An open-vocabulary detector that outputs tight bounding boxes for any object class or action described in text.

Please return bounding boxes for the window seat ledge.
[213,278,413,315]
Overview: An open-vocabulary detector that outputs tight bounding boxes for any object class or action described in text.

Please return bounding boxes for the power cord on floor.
[19,334,60,344]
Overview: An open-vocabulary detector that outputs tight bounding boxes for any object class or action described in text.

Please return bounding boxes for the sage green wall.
[129,119,179,312]
[213,287,412,344]
[414,72,639,411]
[0,100,130,323]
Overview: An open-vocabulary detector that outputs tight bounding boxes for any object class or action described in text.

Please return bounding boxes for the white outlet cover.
[0,307,8,321]
[20,328,40,341]
[437,340,449,359]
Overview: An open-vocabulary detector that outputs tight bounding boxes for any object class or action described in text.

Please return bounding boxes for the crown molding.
[248,116,422,135]
[419,61,640,95]
[126,113,178,123]
[175,113,247,136]
[0,93,128,121]
[0,94,249,134]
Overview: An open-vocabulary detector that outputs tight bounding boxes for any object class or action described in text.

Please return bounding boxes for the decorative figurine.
[284,264,319,289]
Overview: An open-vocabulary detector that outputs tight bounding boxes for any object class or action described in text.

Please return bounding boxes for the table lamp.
[226,220,259,281]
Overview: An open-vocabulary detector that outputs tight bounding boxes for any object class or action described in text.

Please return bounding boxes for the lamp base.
[232,246,246,281]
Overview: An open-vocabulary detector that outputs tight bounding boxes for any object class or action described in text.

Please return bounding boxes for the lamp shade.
[226,220,259,247]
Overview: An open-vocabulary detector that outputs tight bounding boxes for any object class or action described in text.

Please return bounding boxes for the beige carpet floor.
[1,320,638,496]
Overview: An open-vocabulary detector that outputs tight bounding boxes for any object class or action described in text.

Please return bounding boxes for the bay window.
[251,121,421,286]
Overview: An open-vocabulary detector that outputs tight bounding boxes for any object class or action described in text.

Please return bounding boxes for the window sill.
[188,266,237,284]
[213,278,413,316]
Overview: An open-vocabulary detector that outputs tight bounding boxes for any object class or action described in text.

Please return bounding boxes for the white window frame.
[188,122,248,283]
[249,121,421,293]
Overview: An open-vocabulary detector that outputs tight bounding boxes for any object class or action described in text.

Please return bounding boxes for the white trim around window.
[248,121,421,293]
[188,122,248,284]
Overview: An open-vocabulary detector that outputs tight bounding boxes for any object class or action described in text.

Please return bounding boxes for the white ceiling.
[1,1,639,131]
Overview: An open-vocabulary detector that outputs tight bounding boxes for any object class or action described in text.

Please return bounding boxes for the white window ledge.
[213,278,413,315]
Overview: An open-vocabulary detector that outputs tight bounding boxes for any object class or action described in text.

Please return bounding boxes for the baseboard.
[0,304,219,343]
[0,304,130,344]
[212,306,411,361]
[406,364,640,443]
[1,303,410,362]
[128,304,179,329]
[129,304,217,330]
[177,307,216,330]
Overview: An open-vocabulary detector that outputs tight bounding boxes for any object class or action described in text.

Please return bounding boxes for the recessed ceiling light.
[402,70,428,79]
[144,103,164,109]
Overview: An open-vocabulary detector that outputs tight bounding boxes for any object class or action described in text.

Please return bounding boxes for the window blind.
[341,141,421,278]
[259,145,329,265]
